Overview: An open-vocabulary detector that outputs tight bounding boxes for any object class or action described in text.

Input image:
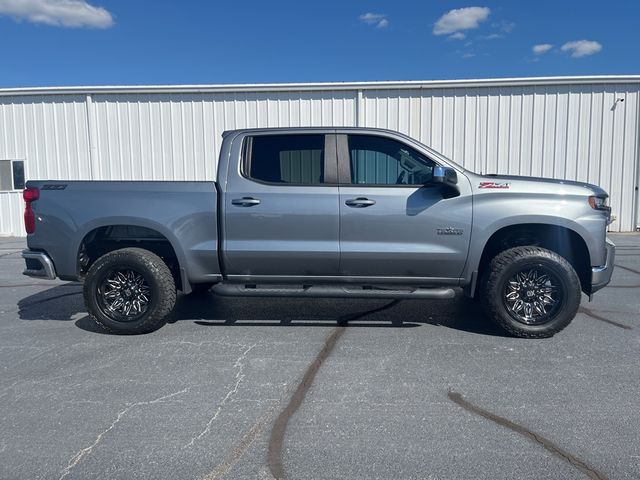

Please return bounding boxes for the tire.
[480,246,581,338]
[83,248,176,334]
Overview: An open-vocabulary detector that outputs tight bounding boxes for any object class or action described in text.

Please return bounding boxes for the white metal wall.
[0,79,639,236]
[0,95,91,236]
[358,84,640,233]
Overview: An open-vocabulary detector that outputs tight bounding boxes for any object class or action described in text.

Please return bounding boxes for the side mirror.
[432,166,458,187]
[430,166,459,197]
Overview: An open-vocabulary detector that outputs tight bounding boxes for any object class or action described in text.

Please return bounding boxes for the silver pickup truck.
[21,127,615,337]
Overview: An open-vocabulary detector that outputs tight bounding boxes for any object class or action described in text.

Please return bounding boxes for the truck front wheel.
[480,246,581,338]
[83,248,176,334]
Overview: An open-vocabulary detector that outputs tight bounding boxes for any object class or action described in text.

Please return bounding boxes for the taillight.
[23,187,39,234]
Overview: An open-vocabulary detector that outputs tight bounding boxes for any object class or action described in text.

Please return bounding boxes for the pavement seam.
[267,299,401,480]
[448,391,608,480]
[578,306,633,330]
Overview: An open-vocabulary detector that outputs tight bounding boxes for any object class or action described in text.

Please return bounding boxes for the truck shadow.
[16,284,506,337]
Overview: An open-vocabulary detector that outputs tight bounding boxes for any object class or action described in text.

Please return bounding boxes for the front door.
[337,133,472,281]
[223,132,340,279]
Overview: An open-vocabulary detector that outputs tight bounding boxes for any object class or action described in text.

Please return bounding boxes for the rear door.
[337,133,472,280]
[222,132,340,279]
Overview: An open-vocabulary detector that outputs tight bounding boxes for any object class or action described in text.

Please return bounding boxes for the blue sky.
[0,0,638,87]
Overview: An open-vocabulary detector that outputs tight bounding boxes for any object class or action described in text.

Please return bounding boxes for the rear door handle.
[345,197,376,208]
[232,197,261,207]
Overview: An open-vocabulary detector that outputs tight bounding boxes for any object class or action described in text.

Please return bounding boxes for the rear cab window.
[244,134,325,185]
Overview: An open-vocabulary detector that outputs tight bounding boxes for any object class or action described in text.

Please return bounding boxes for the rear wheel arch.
[77,224,187,291]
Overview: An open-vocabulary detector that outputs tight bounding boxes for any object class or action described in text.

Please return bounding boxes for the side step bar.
[211,284,455,300]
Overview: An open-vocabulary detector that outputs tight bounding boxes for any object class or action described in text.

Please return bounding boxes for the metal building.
[1,75,639,236]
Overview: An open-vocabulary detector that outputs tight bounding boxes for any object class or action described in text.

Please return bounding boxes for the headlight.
[588,195,610,211]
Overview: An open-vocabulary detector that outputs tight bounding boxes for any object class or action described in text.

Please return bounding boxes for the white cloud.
[498,21,516,34]
[449,32,466,40]
[359,12,389,29]
[561,40,602,58]
[433,6,490,36]
[0,0,113,28]
[532,43,553,55]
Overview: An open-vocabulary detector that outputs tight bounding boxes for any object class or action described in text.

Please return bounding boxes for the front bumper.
[590,238,615,294]
[22,250,57,280]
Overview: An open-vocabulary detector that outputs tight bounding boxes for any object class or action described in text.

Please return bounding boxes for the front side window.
[348,135,434,185]
[246,135,324,184]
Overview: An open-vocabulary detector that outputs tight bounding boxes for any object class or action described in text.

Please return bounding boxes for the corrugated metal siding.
[359,84,640,231]
[90,91,356,181]
[0,94,90,235]
[0,80,638,235]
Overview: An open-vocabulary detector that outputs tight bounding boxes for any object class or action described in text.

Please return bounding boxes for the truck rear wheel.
[480,246,581,338]
[83,248,176,334]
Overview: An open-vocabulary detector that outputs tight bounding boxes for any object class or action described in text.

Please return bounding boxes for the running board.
[211,284,456,299]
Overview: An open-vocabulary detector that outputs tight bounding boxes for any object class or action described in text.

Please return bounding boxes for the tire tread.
[83,248,176,334]
[480,246,581,338]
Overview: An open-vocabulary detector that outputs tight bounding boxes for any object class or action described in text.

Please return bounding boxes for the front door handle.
[232,197,261,207]
[345,197,376,208]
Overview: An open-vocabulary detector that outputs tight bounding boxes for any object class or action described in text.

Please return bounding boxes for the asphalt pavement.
[0,234,639,480]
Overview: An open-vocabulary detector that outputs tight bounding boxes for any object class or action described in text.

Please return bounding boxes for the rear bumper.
[21,250,57,280]
[590,238,615,294]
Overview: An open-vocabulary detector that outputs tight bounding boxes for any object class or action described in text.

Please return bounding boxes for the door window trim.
[336,134,439,188]
[240,133,338,187]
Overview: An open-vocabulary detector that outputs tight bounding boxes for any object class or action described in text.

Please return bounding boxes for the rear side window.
[246,135,324,184]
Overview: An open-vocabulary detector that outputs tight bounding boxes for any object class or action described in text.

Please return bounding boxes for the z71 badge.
[479,181,510,189]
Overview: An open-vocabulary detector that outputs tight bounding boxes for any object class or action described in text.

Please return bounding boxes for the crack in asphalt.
[266,299,401,480]
[578,306,632,330]
[0,250,21,259]
[202,403,281,480]
[447,391,608,480]
[185,344,256,448]
[614,264,640,275]
[59,389,189,480]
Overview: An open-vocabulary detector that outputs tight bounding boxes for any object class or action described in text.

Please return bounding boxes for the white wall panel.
[90,91,356,181]
[0,79,638,235]
[0,191,23,236]
[360,83,640,231]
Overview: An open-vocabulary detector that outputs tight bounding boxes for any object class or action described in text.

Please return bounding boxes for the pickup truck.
[21,127,615,337]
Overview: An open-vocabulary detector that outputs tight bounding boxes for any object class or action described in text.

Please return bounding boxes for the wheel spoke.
[503,265,563,325]
[98,268,151,321]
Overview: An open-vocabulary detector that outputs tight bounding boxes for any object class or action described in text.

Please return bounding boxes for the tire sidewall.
[496,256,573,333]
[84,250,173,334]
[483,247,581,337]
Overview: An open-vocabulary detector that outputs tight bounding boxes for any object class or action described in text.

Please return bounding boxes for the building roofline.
[1,75,639,97]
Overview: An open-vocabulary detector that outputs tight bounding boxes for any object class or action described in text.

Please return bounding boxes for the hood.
[474,173,608,197]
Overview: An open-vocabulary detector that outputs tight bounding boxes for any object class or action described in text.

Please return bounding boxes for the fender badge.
[437,228,464,235]
[479,181,510,189]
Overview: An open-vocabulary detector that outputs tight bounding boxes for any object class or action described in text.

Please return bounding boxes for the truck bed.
[25,180,221,286]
